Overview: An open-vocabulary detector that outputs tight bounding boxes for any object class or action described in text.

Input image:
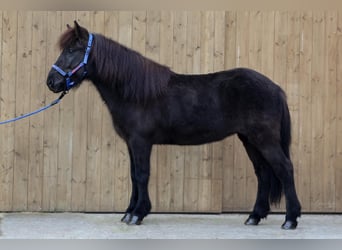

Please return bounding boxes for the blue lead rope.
[0,33,93,125]
[0,91,67,125]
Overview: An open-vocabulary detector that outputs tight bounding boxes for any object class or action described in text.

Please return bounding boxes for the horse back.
[157,68,286,145]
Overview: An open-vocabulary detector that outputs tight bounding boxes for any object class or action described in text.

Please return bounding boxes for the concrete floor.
[0,212,341,239]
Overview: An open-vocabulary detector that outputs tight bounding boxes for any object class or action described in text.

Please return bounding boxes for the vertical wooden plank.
[200,11,215,76]
[0,11,4,209]
[12,11,32,211]
[184,161,200,211]
[0,11,3,115]
[145,10,160,212]
[260,12,276,209]
[42,11,62,211]
[274,11,288,91]
[105,11,128,213]
[248,11,262,72]
[286,11,301,210]
[27,11,47,211]
[197,11,215,212]
[245,10,262,208]
[85,11,105,211]
[311,11,325,212]
[233,11,249,211]
[224,11,237,70]
[0,11,17,211]
[99,11,120,212]
[260,11,275,209]
[222,11,236,211]
[236,12,250,68]
[323,11,337,211]
[70,11,91,211]
[298,11,313,212]
[186,11,201,75]
[132,11,147,55]
[336,11,342,212]
[157,11,173,212]
[112,11,132,212]
[213,11,226,72]
[55,11,76,211]
[273,11,288,212]
[173,11,188,72]
[170,11,187,212]
[146,11,160,63]
[183,11,201,212]
[0,10,2,113]
[211,11,225,212]
[261,11,275,78]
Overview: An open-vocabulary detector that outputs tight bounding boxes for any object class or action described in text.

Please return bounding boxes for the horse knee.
[135,172,150,185]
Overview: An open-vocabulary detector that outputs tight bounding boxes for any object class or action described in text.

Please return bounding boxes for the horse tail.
[269,90,291,205]
[269,166,283,204]
[280,90,292,159]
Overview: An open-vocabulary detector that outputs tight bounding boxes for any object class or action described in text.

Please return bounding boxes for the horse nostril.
[48,79,54,87]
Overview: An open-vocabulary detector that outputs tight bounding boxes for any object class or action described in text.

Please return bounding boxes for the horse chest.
[110,107,155,140]
[111,112,134,140]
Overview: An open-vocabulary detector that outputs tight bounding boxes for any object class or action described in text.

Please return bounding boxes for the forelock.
[58,28,77,50]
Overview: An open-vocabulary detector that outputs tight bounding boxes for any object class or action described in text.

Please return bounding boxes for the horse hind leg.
[238,135,272,226]
[256,142,301,229]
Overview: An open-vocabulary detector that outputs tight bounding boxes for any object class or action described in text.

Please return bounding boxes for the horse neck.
[88,34,172,104]
[88,35,126,84]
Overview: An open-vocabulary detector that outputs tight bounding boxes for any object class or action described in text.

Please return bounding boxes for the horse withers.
[46,21,301,229]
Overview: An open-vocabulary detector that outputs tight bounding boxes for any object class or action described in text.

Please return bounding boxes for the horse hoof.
[121,213,132,223]
[281,220,298,230]
[244,217,260,226]
[127,215,142,225]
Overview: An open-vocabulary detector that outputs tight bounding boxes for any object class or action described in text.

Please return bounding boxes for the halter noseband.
[52,33,94,91]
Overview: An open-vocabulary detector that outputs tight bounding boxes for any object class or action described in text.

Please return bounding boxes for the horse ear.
[74,20,88,39]
[74,20,80,29]
[66,24,72,29]
[74,20,81,37]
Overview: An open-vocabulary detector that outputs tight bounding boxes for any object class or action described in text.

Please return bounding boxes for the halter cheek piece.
[52,33,94,91]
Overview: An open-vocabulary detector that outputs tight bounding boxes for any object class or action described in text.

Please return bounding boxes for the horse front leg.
[123,137,152,225]
[121,147,139,223]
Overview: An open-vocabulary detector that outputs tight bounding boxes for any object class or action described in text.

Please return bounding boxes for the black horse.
[47,21,301,229]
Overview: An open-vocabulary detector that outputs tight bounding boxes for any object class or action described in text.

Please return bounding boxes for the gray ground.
[0,212,341,239]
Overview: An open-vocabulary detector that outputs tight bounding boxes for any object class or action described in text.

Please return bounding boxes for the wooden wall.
[0,11,341,213]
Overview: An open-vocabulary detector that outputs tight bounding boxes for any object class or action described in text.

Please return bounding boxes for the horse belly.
[162,118,236,146]
[169,132,233,145]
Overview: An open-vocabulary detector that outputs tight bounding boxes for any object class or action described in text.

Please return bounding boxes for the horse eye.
[68,48,74,53]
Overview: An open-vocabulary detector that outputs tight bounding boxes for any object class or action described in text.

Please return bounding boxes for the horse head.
[47,21,93,93]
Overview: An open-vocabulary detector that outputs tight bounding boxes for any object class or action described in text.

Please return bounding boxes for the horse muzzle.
[47,74,66,93]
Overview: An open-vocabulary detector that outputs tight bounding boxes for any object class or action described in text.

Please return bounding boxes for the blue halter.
[52,33,94,91]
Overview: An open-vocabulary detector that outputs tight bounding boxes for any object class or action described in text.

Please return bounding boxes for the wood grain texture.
[0,11,341,213]
[0,11,17,211]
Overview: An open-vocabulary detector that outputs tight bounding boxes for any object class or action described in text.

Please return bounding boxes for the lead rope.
[1,33,93,125]
[0,91,67,125]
